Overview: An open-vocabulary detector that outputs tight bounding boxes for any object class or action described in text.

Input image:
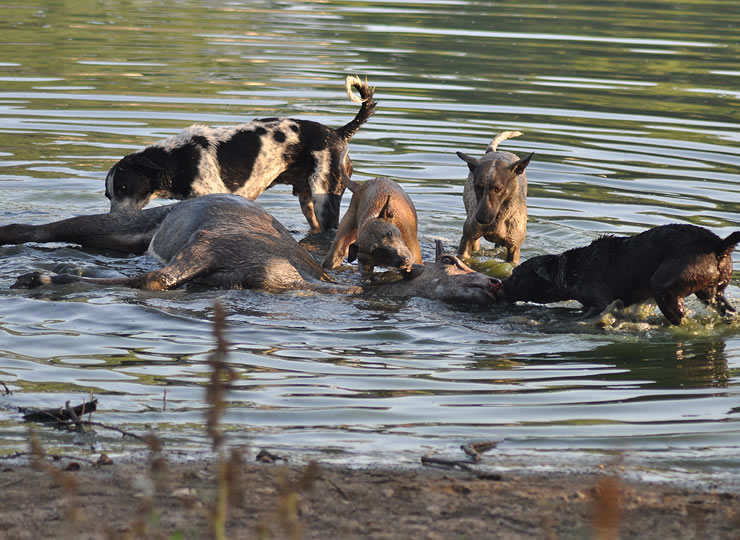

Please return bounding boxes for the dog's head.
[457,151,532,225]
[349,199,414,273]
[106,151,167,213]
[501,253,567,304]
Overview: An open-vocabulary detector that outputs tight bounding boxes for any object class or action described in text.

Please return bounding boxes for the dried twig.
[421,456,475,472]
[1,381,11,396]
[0,477,26,490]
[0,451,97,465]
[325,478,349,501]
[77,421,148,443]
[205,301,237,540]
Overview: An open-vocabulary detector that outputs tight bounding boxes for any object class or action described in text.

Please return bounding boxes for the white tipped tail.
[486,130,524,153]
[345,75,369,104]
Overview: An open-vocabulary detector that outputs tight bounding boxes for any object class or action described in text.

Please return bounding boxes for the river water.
[0,1,739,481]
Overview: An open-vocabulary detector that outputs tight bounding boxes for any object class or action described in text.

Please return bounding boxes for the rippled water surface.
[1,1,739,477]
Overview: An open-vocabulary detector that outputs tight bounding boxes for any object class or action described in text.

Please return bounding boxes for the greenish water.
[0,1,739,480]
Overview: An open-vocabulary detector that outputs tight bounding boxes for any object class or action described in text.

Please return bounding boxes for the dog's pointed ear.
[510,152,533,176]
[378,196,395,220]
[535,265,553,283]
[348,243,359,263]
[456,151,480,172]
[130,153,166,172]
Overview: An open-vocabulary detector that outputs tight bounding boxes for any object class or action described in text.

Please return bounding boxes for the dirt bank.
[1,454,738,539]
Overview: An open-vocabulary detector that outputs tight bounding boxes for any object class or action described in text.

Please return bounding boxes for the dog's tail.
[336,75,377,141]
[486,130,524,153]
[718,231,740,257]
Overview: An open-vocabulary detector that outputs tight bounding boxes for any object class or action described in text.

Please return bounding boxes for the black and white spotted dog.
[104,76,376,232]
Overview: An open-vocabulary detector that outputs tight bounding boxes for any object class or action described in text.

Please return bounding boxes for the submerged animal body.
[502,224,740,325]
[104,76,377,232]
[457,130,532,263]
[7,195,335,292]
[2,195,500,305]
[323,175,422,274]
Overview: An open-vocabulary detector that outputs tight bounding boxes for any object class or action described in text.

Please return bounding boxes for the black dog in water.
[502,224,740,325]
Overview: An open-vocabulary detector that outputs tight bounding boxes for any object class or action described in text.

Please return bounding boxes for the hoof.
[11,271,49,289]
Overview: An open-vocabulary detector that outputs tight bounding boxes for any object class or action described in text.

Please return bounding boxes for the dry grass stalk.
[204,301,241,540]
[205,301,236,452]
[592,473,622,540]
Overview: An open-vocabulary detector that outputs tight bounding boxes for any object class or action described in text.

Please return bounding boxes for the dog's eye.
[493,186,502,193]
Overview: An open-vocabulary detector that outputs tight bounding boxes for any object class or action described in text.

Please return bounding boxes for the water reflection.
[543,338,731,389]
[0,1,738,471]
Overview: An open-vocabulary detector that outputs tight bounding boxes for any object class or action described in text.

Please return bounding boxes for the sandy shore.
[1,452,738,539]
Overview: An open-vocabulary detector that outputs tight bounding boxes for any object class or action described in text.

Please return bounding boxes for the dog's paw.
[10,271,51,289]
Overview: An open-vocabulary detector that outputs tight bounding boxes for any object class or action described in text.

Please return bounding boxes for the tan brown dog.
[322,172,422,274]
[457,130,532,264]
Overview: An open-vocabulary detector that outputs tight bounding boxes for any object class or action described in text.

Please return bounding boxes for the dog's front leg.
[653,290,685,325]
[457,219,481,259]
[650,261,692,325]
[298,190,321,232]
[322,211,358,270]
[504,241,521,264]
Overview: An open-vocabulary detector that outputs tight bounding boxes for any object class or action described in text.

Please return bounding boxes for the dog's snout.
[475,206,493,225]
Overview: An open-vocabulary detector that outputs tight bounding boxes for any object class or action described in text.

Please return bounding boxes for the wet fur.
[502,224,740,325]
